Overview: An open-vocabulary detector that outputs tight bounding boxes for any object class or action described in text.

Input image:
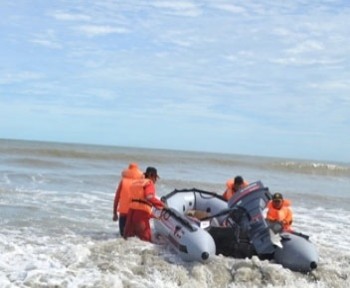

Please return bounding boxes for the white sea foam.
[0,227,348,287]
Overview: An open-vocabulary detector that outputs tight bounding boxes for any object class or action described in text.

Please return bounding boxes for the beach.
[0,139,349,288]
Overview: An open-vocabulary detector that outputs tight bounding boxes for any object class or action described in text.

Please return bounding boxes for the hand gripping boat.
[153,181,319,272]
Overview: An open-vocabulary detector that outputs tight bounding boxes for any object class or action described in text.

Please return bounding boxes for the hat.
[272,193,283,201]
[145,166,160,178]
[234,176,244,185]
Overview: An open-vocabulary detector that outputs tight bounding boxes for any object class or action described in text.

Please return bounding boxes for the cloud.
[51,11,91,22]
[0,71,43,85]
[212,3,246,14]
[270,57,341,66]
[286,40,324,54]
[75,25,129,37]
[309,80,350,91]
[30,30,62,49]
[151,1,202,17]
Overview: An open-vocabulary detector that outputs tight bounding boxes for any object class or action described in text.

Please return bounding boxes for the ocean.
[0,139,349,288]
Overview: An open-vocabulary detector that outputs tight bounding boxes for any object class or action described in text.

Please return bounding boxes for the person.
[113,163,144,237]
[222,175,249,201]
[123,166,165,242]
[266,192,293,232]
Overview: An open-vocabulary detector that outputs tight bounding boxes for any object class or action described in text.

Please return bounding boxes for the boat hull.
[274,232,318,272]
[153,208,216,262]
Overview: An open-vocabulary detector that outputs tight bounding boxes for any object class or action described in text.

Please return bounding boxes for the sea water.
[0,139,349,288]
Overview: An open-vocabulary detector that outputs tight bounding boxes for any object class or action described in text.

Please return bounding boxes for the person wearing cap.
[222,175,249,201]
[266,192,293,232]
[113,163,144,237]
[123,166,165,242]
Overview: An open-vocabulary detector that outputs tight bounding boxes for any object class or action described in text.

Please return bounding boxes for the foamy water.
[0,139,349,287]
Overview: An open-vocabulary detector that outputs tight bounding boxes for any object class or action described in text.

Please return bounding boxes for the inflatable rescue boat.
[152,181,318,272]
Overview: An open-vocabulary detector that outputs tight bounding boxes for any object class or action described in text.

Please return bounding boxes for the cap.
[234,176,244,185]
[272,193,283,201]
[145,166,160,178]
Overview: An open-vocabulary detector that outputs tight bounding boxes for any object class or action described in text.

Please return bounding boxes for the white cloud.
[75,25,129,37]
[286,40,324,54]
[213,3,246,14]
[157,29,198,47]
[309,80,350,90]
[270,56,340,66]
[51,11,91,22]
[0,71,43,85]
[30,30,62,49]
[151,1,202,17]
[31,39,62,49]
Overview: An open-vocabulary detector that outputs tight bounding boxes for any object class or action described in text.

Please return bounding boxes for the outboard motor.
[228,181,275,257]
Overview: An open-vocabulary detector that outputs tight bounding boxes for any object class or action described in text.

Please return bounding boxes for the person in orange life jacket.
[123,166,165,242]
[266,192,293,232]
[113,163,144,237]
[222,175,249,201]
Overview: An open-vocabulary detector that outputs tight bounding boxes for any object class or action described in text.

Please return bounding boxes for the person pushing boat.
[113,163,144,236]
[123,166,165,242]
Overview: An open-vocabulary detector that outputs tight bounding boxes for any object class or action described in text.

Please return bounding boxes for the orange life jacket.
[222,179,249,200]
[129,179,153,214]
[117,178,136,214]
[266,199,293,231]
[115,166,144,214]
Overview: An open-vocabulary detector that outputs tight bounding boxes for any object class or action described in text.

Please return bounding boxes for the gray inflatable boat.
[155,181,318,272]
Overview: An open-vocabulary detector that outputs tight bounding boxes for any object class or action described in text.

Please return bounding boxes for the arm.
[144,182,165,208]
[113,181,122,221]
[283,208,293,225]
[147,195,164,208]
[222,189,229,201]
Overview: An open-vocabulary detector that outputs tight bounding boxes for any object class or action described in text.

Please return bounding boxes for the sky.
[1,1,350,163]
